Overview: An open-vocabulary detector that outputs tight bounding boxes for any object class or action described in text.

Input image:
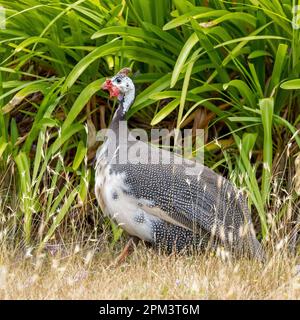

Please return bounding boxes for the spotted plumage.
[95,68,265,260]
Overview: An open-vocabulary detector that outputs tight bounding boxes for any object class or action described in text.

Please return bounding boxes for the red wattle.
[102,79,120,97]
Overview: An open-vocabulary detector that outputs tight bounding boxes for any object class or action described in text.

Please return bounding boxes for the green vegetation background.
[0,0,300,251]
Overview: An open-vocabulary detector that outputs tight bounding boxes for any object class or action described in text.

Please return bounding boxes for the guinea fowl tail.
[236,230,266,263]
[249,235,266,262]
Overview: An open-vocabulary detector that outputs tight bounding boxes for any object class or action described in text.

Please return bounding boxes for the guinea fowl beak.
[102,79,120,98]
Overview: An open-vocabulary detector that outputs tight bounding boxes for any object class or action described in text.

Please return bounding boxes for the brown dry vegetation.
[1,0,300,300]
[1,242,300,300]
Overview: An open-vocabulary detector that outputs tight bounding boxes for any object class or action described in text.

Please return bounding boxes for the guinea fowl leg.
[114,236,140,265]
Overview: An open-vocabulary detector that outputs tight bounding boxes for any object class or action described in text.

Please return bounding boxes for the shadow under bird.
[95,68,265,262]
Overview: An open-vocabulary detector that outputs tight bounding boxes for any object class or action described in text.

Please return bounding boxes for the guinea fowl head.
[102,68,135,113]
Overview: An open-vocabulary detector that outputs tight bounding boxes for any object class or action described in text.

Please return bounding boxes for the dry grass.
[0,242,300,300]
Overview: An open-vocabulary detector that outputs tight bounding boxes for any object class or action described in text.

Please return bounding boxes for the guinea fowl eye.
[116,78,121,84]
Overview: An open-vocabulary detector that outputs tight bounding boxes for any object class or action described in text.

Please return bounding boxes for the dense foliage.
[0,0,300,250]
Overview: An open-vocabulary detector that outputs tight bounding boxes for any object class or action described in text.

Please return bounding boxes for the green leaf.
[234,133,268,237]
[248,50,271,59]
[62,79,103,132]
[0,137,8,159]
[151,99,180,125]
[10,118,19,147]
[171,33,199,87]
[62,41,122,92]
[91,25,178,51]
[78,168,90,203]
[2,81,51,114]
[268,44,288,95]
[259,98,274,205]
[200,12,257,28]
[190,19,229,83]
[241,132,257,159]
[280,79,300,90]
[229,117,261,123]
[72,140,87,170]
[177,47,201,129]
[163,8,224,30]
[129,74,172,117]
[223,80,256,108]
[51,123,85,156]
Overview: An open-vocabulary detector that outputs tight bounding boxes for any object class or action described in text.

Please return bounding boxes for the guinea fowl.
[95,68,265,262]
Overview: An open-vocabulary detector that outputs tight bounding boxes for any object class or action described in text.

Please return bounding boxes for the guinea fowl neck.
[108,88,135,135]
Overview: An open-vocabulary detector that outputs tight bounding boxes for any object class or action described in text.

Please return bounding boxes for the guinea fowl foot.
[114,236,140,266]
